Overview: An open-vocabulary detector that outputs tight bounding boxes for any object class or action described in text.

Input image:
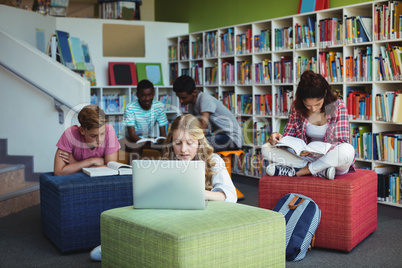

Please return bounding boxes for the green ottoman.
[101,201,285,267]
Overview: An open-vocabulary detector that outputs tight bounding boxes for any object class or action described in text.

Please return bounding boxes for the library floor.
[0,174,401,268]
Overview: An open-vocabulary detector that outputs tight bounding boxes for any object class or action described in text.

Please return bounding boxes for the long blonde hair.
[163,114,216,190]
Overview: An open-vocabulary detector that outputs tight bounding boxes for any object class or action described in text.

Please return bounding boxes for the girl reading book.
[262,70,355,180]
[90,114,237,261]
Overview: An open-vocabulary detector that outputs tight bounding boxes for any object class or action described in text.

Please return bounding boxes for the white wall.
[0,5,188,173]
[56,17,188,86]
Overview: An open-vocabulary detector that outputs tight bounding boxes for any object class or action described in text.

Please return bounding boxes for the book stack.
[318,17,343,47]
[319,51,343,83]
[237,94,252,115]
[374,1,402,41]
[221,59,235,85]
[376,43,402,81]
[253,29,271,53]
[204,31,218,58]
[191,37,203,59]
[345,46,372,82]
[344,16,372,44]
[179,39,189,60]
[374,90,402,122]
[236,60,252,84]
[168,44,177,61]
[204,63,218,85]
[295,55,317,82]
[275,86,293,116]
[236,29,252,55]
[274,26,293,51]
[52,30,96,85]
[254,59,272,84]
[274,56,293,83]
[254,94,272,116]
[295,16,316,49]
[220,28,234,56]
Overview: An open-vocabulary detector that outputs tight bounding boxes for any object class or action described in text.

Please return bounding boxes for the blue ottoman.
[40,172,133,253]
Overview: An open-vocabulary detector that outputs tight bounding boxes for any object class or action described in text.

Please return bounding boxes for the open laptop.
[132,160,206,210]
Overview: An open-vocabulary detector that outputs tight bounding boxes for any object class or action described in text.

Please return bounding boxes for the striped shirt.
[123,100,168,138]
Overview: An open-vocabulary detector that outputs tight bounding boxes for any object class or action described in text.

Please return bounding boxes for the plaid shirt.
[283,99,355,170]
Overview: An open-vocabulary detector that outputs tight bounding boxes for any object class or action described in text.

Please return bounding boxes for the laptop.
[132,160,206,210]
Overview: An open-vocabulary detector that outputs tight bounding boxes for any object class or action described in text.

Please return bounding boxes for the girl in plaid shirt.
[262,70,355,180]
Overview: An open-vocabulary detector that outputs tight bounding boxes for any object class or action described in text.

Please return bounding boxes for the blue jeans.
[206,133,240,152]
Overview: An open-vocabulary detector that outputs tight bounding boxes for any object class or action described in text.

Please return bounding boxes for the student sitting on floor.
[53,104,120,176]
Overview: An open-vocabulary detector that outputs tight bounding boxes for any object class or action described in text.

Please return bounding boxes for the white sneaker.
[90,245,101,262]
[316,167,335,180]
[266,164,296,177]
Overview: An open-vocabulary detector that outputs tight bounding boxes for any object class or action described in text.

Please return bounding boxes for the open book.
[82,161,132,177]
[275,136,331,156]
[137,136,166,144]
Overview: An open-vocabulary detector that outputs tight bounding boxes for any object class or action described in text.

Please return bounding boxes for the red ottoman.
[259,169,377,252]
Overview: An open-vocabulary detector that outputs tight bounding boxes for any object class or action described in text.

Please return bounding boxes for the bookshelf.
[167,0,402,207]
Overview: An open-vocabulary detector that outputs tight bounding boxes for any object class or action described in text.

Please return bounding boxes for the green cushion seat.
[101,201,285,267]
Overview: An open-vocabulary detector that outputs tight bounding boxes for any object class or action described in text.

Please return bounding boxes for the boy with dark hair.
[172,75,242,152]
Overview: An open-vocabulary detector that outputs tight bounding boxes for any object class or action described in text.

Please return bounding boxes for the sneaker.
[266,164,296,177]
[90,245,101,262]
[316,167,335,180]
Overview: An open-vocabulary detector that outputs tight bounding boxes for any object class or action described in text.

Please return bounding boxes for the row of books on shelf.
[350,125,402,163]
[48,30,96,85]
[190,63,203,85]
[179,39,189,60]
[318,17,343,47]
[274,27,293,51]
[237,61,252,84]
[295,56,317,82]
[295,16,316,49]
[273,56,293,83]
[375,90,402,123]
[192,37,203,59]
[205,31,219,58]
[254,29,271,53]
[254,59,272,84]
[346,86,371,120]
[241,119,272,146]
[237,95,253,115]
[220,29,235,56]
[221,61,235,84]
[345,46,372,82]
[98,1,139,20]
[205,64,218,85]
[319,51,343,83]
[255,94,272,116]
[374,165,402,204]
[377,43,402,81]
[236,29,253,55]
[374,1,402,41]
[344,15,372,43]
[168,44,177,62]
[232,149,270,177]
[275,87,293,116]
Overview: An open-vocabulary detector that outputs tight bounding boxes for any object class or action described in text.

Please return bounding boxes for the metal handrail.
[0,61,79,124]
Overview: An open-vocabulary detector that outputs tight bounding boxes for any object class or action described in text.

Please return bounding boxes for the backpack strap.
[288,195,306,209]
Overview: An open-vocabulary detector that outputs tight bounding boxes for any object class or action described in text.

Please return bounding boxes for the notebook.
[132,160,206,210]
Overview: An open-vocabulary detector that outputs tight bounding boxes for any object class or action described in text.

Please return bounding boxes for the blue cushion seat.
[40,172,133,253]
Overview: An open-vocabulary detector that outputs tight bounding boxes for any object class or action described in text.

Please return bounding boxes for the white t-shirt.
[210,153,237,203]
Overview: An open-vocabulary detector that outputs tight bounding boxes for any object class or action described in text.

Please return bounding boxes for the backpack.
[273,193,321,261]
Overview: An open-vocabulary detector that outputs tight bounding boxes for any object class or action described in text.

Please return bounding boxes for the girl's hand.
[90,158,105,167]
[268,132,283,145]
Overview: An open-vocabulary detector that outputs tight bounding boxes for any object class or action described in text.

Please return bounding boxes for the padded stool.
[101,201,285,267]
[218,150,245,199]
[40,172,133,253]
[259,169,377,252]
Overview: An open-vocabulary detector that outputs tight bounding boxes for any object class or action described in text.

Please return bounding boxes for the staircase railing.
[0,62,79,124]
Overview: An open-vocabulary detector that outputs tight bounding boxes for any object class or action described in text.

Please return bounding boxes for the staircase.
[0,139,40,218]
